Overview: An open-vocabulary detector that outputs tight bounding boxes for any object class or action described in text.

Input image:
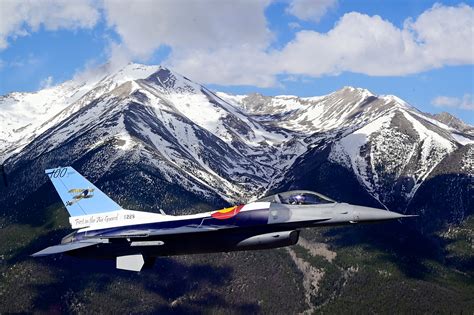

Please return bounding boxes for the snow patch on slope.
[329,113,394,197]
[461,145,474,173]
[452,133,474,145]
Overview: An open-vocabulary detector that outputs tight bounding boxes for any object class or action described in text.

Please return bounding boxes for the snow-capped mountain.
[0,64,162,160]
[1,63,472,227]
[0,64,304,213]
[220,88,472,210]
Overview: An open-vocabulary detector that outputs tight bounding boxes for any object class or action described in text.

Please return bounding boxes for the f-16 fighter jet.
[33,166,415,271]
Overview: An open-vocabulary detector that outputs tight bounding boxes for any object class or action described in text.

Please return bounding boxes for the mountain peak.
[433,111,469,127]
[100,63,162,85]
[339,86,375,98]
[336,87,412,110]
[144,67,202,93]
[431,111,474,134]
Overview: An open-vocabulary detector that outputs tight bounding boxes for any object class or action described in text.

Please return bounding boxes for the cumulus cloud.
[286,0,338,23]
[277,4,474,77]
[432,94,474,110]
[405,3,474,67]
[1,1,472,88]
[277,13,417,76]
[101,0,274,86]
[0,0,99,49]
[101,2,472,87]
[103,0,272,58]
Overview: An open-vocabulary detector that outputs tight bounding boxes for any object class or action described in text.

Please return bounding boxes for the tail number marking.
[48,168,67,178]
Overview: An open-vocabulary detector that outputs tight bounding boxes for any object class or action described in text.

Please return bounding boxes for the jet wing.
[31,240,103,257]
[98,224,229,239]
[148,225,224,236]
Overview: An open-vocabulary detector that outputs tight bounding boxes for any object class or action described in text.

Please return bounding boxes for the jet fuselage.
[60,201,408,260]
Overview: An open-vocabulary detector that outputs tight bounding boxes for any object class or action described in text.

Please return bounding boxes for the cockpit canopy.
[257,190,336,205]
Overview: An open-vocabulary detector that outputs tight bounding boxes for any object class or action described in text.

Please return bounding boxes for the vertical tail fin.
[45,166,122,217]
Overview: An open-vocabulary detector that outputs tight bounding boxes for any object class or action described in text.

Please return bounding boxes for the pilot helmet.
[290,194,305,204]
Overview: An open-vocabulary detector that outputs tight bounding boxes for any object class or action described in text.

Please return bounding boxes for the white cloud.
[106,41,134,70]
[101,2,472,87]
[277,13,417,76]
[2,1,472,89]
[277,4,474,77]
[0,0,99,49]
[102,0,274,86]
[39,76,54,89]
[286,0,338,23]
[432,94,474,111]
[166,47,278,88]
[288,22,301,29]
[103,0,272,59]
[405,3,474,66]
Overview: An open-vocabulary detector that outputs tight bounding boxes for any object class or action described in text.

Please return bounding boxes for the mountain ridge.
[1,63,472,226]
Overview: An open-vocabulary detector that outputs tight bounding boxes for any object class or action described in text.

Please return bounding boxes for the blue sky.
[0,0,473,123]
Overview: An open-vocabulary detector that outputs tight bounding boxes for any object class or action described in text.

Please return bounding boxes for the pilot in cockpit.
[289,194,305,205]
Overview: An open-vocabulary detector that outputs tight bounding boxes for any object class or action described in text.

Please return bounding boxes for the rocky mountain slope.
[1,63,472,225]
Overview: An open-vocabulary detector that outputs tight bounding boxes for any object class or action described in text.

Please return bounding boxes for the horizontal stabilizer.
[31,241,102,257]
[117,254,145,272]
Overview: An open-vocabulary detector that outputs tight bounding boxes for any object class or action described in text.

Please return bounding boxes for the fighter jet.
[32,166,415,271]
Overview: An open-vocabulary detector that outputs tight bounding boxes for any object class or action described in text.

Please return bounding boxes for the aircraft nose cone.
[352,206,411,222]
